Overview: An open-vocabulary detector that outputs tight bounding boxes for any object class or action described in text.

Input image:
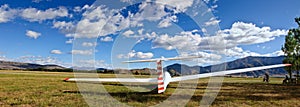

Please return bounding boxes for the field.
[0,70,300,107]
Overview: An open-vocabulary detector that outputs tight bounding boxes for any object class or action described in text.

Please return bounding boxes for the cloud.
[73,6,82,12]
[0,55,70,67]
[122,29,157,43]
[203,0,218,4]
[140,32,158,41]
[72,5,92,13]
[73,2,172,38]
[222,47,285,58]
[208,22,287,58]
[122,30,135,37]
[71,49,93,55]
[197,22,287,51]
[158,15,178,28]
[100,37,113,42]
[0,4,18,23]
[72,5,142,38]
[221,22,287,46]
[50,50,62,54]
[136,52,154,59]
[137,2,169,21]
[0,5,69,23]
[152,22,287,52]
[26,30,41,39]
[72,6,109,38]
[55,2,186,39]
[271,50,284,56]
[32,0,51,3]
[16,55,62,65]
[65,39,73,44]
[204,17,220,26]
[156,0,194,13]
[20,7,68,22]
[82,42,97,47]
[52,21,75,34]
[0,55,7,61]
[152,30,201,51]
[203,0,210,3]
[118,50,154,59]
[201,2,218,16]
[120,0,134,3]
[180,51,222,65]
[152,21,287,64]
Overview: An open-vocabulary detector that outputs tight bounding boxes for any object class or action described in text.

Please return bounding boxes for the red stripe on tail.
[158,82,164,85]
[158,77,163,80]
[157,60,164,93]
[158,87,164,91]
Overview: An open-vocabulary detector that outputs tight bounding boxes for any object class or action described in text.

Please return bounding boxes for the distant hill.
[0,56,289,76]
[165,56,287,77]
[0,61,66,70]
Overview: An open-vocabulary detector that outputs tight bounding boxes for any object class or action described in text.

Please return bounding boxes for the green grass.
[0,70,300,107]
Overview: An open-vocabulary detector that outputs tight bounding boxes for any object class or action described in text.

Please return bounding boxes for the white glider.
[64,56,291,94]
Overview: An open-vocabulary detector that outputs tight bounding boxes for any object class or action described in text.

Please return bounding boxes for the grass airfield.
[0,70,300,107]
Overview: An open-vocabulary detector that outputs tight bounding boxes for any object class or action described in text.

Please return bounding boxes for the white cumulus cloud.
[221,22,287,45]
[100,37,113,42]
[205,17,221,26]
[65,39,73,44]
[0,55,7,61]
[158,15,178,28]
[26,30,41,39]
[136,52,154,59]
[21,7,68,22]
[0,4,18,23]
[50,50,63,54]
[82,42,97,47]
[152,22,287,62]
[52,21,75,34]
[156,0,194,13]
[118,50,154,59]
[222,47,285,58]
[16,56,61,65]
[197,22,287,51]
[71,49,93,55]
[180,51,222,65]
[123,30,135,37]
[152,31,201,51]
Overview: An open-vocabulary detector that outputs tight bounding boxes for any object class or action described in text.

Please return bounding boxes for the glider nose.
[285,64,292,66]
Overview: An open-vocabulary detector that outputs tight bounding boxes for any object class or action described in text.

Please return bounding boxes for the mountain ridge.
[0,56,289,77]
[0,60,66,70]
[165,56,287,77]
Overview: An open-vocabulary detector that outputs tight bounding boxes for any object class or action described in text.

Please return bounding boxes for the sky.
[0,0,299,69]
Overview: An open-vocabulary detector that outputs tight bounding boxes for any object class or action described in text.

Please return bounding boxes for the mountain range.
[0,56,289,76]
[0,61,66,70]
[165,56,287,77]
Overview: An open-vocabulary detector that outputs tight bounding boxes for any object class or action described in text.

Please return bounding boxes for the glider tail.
[157,60,164,93]
[157,60,171,93]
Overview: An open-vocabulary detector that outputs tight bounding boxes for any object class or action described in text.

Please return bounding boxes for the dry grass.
[0,70,300,107]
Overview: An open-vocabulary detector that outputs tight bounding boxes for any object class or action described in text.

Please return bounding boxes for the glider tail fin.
[157,60,171,93]
[157,60,164,93]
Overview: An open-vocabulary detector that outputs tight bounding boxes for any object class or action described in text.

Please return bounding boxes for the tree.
[282,31,297,78]
[282,17,300,81]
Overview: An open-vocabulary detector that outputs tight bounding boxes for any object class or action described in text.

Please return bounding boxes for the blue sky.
[0,0,299,69]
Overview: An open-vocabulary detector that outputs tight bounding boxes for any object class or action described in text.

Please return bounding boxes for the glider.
[64,56,291,94]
